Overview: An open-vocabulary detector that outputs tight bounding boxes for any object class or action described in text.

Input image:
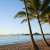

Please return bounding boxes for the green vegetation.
[14,0,50,50]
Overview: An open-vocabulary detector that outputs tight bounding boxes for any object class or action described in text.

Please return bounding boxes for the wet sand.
[0,39,50,50]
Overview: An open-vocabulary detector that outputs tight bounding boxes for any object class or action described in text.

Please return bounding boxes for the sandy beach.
[0,39,50,50]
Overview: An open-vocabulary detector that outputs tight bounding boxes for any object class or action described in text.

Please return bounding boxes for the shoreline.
[0,39,50,50]
[0,38,50,46]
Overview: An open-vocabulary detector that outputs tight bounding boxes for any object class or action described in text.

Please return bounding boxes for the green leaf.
[21,17,34,23]
[14,11,26,19]
[14,11,34,19]
[40,0,50,11]
[32,0,41,10]
[41,6,50,15]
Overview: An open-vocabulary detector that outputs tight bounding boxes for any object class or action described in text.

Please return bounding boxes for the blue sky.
[0,0,50,35]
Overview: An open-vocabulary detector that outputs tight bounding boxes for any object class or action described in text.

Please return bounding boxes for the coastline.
[0,39,50,50]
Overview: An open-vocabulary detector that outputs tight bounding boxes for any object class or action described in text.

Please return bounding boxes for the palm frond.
[32,0,41,10]
[15,0,50,24]
[41,17,48,24]
[40,0,50,11]
[20,0,24,2]
[14,11,26,19]
[41,15,50,25]
[23,6,38,14]
[14,11,34,19]
[41,6,50,15]
[21,17,34,23]
[27,0,37,11]
[21,18,27,23]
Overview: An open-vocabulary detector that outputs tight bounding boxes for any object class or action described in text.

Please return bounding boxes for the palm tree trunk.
[37,16,49,46]
[24,0,39,50]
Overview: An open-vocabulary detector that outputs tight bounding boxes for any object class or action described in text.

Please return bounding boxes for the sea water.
[0,35,50,45]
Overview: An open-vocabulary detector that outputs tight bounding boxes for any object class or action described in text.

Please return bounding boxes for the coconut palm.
[24,0,50,46]
[14,0,50,46]
[15,0,39,50]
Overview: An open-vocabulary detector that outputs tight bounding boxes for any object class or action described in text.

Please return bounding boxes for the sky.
[0,0,50,35]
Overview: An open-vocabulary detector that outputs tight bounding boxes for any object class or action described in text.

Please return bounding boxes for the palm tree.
[15,0,39,50]
[24,0,50,46]
[26,0,50,46]
[15,0,50,46]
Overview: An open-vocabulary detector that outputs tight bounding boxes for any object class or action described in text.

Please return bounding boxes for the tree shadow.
[43,39,50,47]
[46,41,50,47]
[33,44,39,50]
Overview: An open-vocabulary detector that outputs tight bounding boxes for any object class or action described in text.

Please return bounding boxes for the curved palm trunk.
[24,0,39,50]
[37,16,50,46]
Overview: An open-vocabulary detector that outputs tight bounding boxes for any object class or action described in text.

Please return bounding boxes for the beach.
[0,39,50,50]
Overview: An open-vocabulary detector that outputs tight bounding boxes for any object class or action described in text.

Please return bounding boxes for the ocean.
[0,35,50,46]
